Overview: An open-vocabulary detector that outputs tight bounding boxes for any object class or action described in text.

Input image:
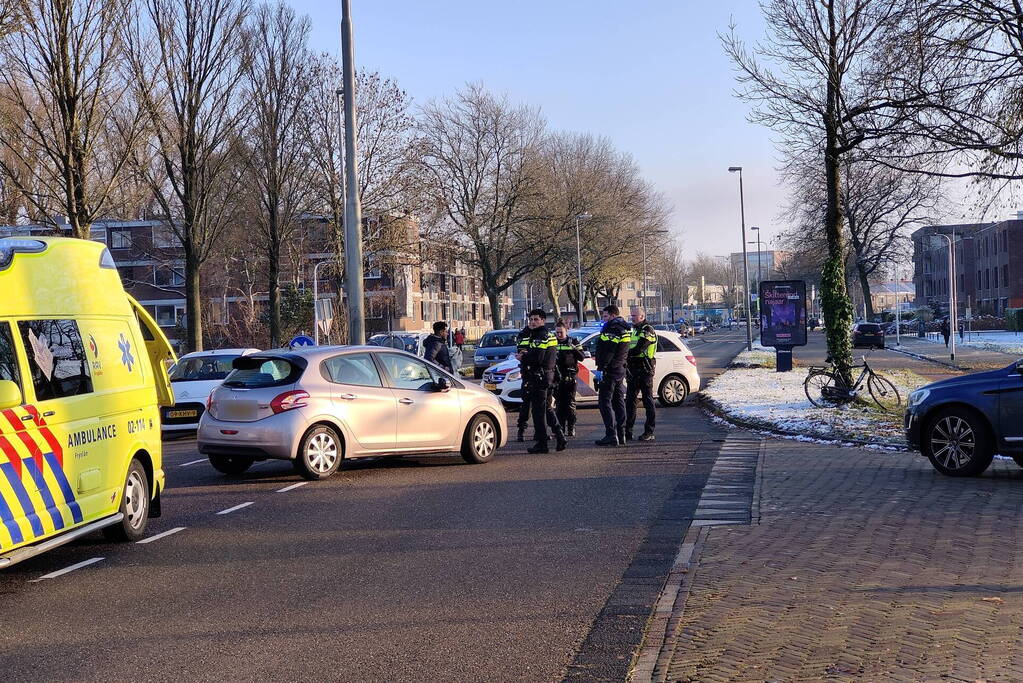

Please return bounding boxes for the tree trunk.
[184,248,203,352]
[486,287,501,330]
[268,223,282,347]
[821,1,854,384]
[546,275,559,317]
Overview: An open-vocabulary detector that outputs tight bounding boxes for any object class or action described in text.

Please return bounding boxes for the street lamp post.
[749,225,763,319]
[340,0,365,345]
[934,232,957,361]
[728,167,753,350]
[574,212,591,325]
[312,259,331,345]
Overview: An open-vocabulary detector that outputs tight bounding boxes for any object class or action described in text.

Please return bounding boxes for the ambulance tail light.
[270,390,309,414]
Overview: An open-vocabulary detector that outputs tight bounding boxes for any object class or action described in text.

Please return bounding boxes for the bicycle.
[803,353,902,412]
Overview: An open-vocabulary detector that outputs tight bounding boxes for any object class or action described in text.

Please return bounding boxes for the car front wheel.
[924,407,994,477]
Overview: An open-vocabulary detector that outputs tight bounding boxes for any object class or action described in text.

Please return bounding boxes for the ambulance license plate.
[167,409,198,419]
[484,382,497,391]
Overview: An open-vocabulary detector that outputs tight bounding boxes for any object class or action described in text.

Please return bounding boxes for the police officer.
[518,309,567,453]
[594,305,631,447]
[515,323,532,442]
[554,319,584,437]
[625,306,657,442]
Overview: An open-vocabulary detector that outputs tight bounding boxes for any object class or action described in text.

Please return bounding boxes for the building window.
[155,266,185,287]
[627,281,636,290]
[152,224,179,248]
[117,266,134,283]
[977,270,982,288]
[1003,231,1009,251]
[993,267,999,289]
[985,269,990,290]
[152,305,181,328]
[1003,264,1009,286]
[109,229,132,250]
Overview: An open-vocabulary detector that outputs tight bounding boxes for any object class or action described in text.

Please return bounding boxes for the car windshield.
[169,355,240,382]
[223,356,302,388]
[480,332,518,347]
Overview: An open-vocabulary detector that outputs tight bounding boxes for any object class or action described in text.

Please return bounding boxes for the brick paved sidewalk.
[657,439,1023,682]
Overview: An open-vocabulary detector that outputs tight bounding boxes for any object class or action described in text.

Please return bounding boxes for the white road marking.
[179,458,206,467]
[216,502,253,515]
[29,557,105,582]
[136,526,186,544]
[276,481,308,493]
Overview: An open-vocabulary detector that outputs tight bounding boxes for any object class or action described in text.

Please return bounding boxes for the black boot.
[624,431,634,442]
[639,430,655,442]
[566,425,576,438]
[595,433,619,447]
[517,428,525,443]
[527,442,550,454]
[555,433,568,452]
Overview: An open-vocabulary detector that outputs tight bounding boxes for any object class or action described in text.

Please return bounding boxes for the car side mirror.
[0,380,22,410]
[434,377,452,392]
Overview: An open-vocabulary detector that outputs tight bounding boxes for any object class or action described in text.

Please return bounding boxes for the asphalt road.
[0,330,747,682]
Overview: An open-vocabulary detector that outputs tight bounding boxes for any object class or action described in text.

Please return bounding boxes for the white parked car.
[481,329,699,407]
[163,348,260,434]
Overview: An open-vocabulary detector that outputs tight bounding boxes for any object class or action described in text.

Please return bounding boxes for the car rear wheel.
[295,425,342,480]
[208,454,254,475]
[924,407,994,477]
[658,375,688,407]
[461,414,498,464]
[103,458,149,542]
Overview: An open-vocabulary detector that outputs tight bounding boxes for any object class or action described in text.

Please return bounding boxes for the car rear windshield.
[858,324,882,332]
[222,356,303,388]
[480,332,518,347]
[169,355,240,382]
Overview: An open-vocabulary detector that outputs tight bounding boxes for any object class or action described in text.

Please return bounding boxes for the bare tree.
[125,0,249,352]
[242,1,315,347]
[724,0,921,379]
[416,83,551,329]
[0,0,142,237]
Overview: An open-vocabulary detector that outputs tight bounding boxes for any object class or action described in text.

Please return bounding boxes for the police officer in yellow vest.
[625,306,657,442]
[515,323,533,442]
[517,309,567,453]
[554,319,584,437]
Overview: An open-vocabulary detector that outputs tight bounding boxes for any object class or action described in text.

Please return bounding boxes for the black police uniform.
[595,315,631,446]
[625,320,657,440]
[515,326,532,441]
[554,334,584,436]
[520,325,566,453]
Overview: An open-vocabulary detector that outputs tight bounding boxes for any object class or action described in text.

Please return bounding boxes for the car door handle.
[42,411,55,417]
[398,397,414,405]
[338,393,358,400]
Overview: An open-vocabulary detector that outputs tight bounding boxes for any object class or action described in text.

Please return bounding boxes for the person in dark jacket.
[554,319,585,437]
[423,321,454,373]
[515,323,532,442]
[625,306,657,442]
[594,305,631,447]
[941,318,951,347]
[518,309,567,454]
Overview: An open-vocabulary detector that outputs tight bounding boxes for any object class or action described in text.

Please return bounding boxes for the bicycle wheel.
[867,373,901,412]
[804,370,841,407]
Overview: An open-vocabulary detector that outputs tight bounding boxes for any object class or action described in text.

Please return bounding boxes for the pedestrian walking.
[423,321,455,373]
[454,328,465,351]
[941,318,951,348]
[594,305,631,447]
[554,319,584,438]
[625,306,657,442]
[518,309,566,454]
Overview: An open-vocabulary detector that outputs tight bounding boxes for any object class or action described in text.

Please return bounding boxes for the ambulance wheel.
[103,458,149,542]
[208,454,254,475]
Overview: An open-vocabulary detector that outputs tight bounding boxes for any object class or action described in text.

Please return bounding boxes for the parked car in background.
[483,329,699,408]
[852,322,885,349]
[198,346,507,479]
[163,348,260,435]
[692,320,709,335]
[905,360,1023,476]
[472,328,520,378]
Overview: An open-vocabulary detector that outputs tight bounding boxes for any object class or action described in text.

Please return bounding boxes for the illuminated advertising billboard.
[759,280,807,347]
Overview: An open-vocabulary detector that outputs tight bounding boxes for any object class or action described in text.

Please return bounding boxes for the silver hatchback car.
[197,346,507,479]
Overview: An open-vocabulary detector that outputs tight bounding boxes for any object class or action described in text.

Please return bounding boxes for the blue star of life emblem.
[118,333,135,372]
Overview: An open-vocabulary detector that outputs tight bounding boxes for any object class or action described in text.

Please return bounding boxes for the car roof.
[482,328,521,334]
[179,348,259,358]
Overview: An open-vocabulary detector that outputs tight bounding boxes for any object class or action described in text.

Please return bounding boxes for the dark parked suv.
[905,360,1023,476]
[852,322,885,348]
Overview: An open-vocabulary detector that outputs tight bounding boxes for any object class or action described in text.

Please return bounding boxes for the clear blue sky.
[292,0,785,259]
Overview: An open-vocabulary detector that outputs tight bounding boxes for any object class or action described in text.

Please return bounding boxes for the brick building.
[911,218,1023,316]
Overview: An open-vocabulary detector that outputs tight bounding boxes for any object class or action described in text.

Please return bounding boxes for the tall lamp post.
[340,0,365,344]
[574,212,592,325]
[728,166,753,350]
[749,225,763,320]
[934,232,957,361]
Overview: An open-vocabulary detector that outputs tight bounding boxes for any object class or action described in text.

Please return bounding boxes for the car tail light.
[206,394,213,412]
[270,390,309,414]
[685,355,697,366]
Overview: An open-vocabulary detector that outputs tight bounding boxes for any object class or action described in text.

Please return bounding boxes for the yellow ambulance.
[0,237,175,568]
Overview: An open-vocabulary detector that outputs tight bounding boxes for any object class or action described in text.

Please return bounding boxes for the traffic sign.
[289,335,315,348]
